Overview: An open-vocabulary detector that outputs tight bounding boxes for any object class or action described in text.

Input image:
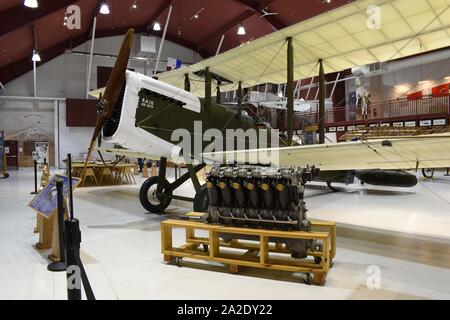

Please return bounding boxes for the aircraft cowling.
[102,71,202,162]
[356,170,418,188]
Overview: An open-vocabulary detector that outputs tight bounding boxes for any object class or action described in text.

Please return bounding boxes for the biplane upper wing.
[157,0,450,96]
[202,133,450,170]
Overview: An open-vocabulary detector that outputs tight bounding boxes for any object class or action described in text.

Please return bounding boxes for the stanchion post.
[65,153,82,300]
[48,179,67,272]
[65,218,82,300]
[31,160,38,195]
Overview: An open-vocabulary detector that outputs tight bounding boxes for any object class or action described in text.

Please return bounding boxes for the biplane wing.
[157,0,450,96]
[202,133,450,171]
[96,147,186,164]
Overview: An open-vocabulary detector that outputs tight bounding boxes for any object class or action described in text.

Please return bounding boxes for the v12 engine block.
[205,164,321,259]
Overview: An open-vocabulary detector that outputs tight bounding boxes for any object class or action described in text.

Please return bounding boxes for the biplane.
[85,0,450,214]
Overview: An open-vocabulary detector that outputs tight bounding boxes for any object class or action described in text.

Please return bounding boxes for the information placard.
[28,174,81,218]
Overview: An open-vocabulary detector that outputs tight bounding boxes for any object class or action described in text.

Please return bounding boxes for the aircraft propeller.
[82,29,135,173]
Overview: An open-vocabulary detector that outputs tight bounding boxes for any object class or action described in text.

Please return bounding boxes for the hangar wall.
[369,57,450,102]
[0,34,201,168]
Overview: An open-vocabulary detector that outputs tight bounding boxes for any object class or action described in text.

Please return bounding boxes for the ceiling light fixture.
[24,0,38,8]
[237,25,246,35]
[190,8,204,20]
[153,22,161,31]
[130,0,138,10]
[32,50,41,62]
[99,3,110,15]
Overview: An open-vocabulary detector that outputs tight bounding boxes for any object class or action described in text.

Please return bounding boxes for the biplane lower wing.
[202,133,450,171]
[96,147,180,163]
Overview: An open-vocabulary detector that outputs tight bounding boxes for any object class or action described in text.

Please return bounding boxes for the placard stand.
[142,163,149,178]
[151,162,157,177]
[49,202,68,263]
[35,214,54,250]
[34,213,41,234]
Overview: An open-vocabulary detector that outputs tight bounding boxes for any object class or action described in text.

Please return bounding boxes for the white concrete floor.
[1,168,450,300]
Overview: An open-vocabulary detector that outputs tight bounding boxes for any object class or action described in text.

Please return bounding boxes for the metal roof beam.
[197,9,255,51]
[145,0,175,32]
[231,0,285,31]
[0,24,202,85]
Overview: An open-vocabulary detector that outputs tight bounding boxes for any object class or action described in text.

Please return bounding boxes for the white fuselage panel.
[103,71,201,161]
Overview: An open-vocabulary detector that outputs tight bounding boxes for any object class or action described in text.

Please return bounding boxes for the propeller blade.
[83,29,134,170]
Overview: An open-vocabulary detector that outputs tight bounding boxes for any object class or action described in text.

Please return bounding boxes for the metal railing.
[274,95,450,129]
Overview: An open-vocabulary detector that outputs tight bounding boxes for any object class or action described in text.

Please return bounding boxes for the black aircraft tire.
[193,184,210,213]
[0,173,9,179]
[139,176,172,215]
[422,168,435,179]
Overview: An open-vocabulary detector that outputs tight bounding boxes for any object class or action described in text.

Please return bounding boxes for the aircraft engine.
[206,165,320,259]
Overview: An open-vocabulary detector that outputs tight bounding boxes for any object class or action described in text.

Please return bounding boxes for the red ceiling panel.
[0,0,353,84]
[0,0,22,12]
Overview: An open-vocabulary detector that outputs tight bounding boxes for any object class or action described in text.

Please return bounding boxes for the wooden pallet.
[161,218,336,285]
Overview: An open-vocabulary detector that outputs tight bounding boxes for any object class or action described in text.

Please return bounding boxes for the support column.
[237,81,243,122]
[318,59,325,144]
[205,67,212,114]
[216,80,222,104]
[184,73,191,92]
[86,16,97,99]
[153,5,173,76]
[287,37,294,146]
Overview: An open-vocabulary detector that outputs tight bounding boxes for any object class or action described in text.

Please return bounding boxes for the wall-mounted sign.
[380,123,390,127]
[419,120,432,127]
[357,125,366,130]
[337,126,346,132]
[393,122,404,127]
[369,124,378,127]
[433,119,446,126]
[405,121,416,127]
[347,126,356,131]
[328,127,337,132]
[305,126,319,132]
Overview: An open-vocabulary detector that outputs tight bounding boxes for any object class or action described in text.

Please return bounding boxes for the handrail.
[273,95,450,128]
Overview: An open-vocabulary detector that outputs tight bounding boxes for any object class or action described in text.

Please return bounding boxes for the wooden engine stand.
[161,217,336,285]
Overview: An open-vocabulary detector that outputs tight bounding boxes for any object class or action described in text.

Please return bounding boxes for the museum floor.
[1,168,450,300]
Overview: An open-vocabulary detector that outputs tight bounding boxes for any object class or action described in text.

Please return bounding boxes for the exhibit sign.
[433,119,446,126]
[28,174,81,218]
[419,120,432,127]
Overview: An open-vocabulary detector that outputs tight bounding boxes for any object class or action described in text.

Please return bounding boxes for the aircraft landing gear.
[326,181,339,192]
[139,176,172,214]
[193,184,210,212]
[139,157,205,215]
[422,168,435,179]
